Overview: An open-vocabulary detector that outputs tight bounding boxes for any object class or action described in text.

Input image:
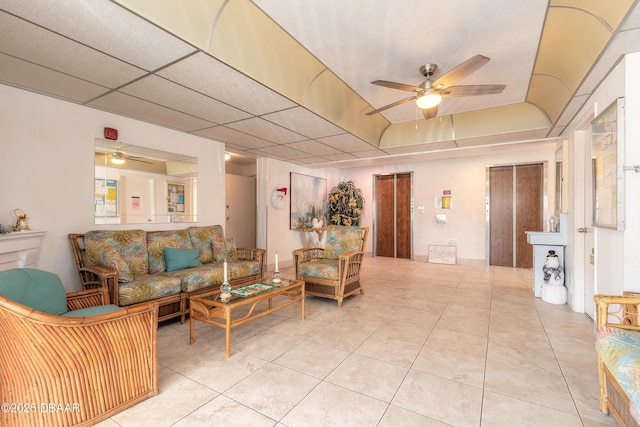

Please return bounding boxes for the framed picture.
[592,97,625,230]
[95,179,118,217]
[167,182,185,213]
[290,172,327,230]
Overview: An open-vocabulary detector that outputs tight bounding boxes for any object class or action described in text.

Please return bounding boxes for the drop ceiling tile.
[0,11,147,88]
[284,140,343,156]
[320,153,358,161]
[316,133,377,152]
[227,117,306,144]
[120,75,251,125]
[250,145,312,160]
[89,92,216,131]
[194,126,275,149]
[262,107,345,138]
[0,0,196,71]
[157,52,295,116]
[0,53,110,102]
[289,156,331,165]
[351,149,392,158]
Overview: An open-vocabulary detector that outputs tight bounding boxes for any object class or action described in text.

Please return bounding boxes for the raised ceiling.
[0,0,639,167]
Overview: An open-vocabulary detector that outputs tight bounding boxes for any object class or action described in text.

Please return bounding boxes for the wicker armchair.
[594,293,640,427]
[0,269,158,427]
[293,226,369,306]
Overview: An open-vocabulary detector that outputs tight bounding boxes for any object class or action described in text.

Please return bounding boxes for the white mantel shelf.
[0,230,46,272]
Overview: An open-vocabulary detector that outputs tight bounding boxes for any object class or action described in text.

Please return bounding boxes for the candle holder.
[272,270,281,284]
[220,281,231,300]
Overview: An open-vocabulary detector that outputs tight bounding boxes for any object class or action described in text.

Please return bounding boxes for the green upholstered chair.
[293,226,369,306]
[0,268,158,427]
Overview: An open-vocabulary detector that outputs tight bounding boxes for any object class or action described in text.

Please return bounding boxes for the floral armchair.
[293,226,369,306]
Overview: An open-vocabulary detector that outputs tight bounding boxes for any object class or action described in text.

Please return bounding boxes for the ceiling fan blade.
[366,95,417,115]
[371,80,423,92]
[431,54,491,89]
[422,105,438,120]
[442,84,506,97]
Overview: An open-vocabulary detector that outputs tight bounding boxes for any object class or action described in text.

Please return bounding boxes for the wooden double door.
[489,163,543,268]
[374,173,412,258]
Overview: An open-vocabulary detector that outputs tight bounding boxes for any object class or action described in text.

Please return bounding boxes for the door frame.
[485,162,549,267]
[372,172,414,259]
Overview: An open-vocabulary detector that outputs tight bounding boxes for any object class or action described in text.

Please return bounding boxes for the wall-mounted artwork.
[167,183,185,213]
[290,172,327,230]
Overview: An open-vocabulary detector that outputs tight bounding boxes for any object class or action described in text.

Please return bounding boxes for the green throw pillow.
[164,247,202,272]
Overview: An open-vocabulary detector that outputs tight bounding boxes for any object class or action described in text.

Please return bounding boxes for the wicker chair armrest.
[338,251,365,279]
[594,294,640,329]
[66,287,111,310]
[78,265,117,288]
[236,247,265,263]
[293,248,325,262]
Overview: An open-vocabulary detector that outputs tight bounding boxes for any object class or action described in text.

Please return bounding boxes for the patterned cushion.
[84,230,147,282]
[117,274,182,306]
[164,261,261,292]
[596,326,640,408]
[300,259,339,281]
[323,226,364,259]
[147,230,193,274]
[213,237,238,262]
[188,225,224,264]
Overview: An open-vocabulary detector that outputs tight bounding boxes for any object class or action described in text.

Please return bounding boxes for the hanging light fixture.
[111,152,126,165]
[415,90,442,109]
[224,152,231,161]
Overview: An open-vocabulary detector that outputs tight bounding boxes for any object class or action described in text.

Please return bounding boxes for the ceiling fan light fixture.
[111,152,126,165]
[416,91,441,109]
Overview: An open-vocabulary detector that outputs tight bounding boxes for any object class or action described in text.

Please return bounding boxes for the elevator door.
[489,164,543,268]
[374,173,412,258]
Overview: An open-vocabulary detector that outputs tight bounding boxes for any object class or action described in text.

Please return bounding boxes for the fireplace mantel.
[0,230,46,272]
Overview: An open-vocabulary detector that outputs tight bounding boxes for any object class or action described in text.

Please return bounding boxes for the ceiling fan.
[366,54,506,120]
[95,151,153,165]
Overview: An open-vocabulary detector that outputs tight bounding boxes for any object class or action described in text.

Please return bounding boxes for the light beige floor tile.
[355,333,422,368]
[413,344,486,387]
[481,390,582,426]
[374,318,433,343]
[233,329,302,361]
[267,316,329,339]
[484,358,578,414]
[393,370,483,426]
[307,322,372,352]
[378,405,450,426]
[110,372,218,427]
[426,326,488,359]
[565,376,619,426]
[486,340,562,375]
[225,363,320,420]
[172,395,276,427]
[274,340,350,378]
[281,381,388,427]
[326,354,408,402]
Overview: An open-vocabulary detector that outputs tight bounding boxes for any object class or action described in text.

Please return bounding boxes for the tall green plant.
[327,181,364,226]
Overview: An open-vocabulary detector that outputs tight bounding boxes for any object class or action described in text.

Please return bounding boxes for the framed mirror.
[94,138,197,224]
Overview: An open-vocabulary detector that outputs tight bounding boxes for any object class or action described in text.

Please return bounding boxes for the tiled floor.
[96,257,617,427]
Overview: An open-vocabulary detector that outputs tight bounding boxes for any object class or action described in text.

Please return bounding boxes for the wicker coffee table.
[189,278,304,357]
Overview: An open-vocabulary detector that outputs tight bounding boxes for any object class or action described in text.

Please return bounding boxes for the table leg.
[225,305,231,358]
[301,286,305,320]
[189,312,195,345]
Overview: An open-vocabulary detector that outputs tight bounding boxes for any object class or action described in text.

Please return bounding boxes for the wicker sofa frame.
[293,227,368,307]
[69,231,264,323]
[595,293,640,427]
[0,284,158,427]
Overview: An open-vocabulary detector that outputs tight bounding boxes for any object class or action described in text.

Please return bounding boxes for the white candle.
[275,251,279,271]
[223,259,228,282]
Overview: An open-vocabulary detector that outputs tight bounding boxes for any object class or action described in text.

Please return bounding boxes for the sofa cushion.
[0,268,67,315]
[164,261,262,292]
[299,259,339,281]
[85,230,148,282]
[63,304,123,317]
[164,247,202,272]
[147,230,193,274]
[97,247,131,281]
[117,274,182,306]
[596,325,640,413]
[213,237,237,262]
[188,225,224,264]
[323,226,364,259]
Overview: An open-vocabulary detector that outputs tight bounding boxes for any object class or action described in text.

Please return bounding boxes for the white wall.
[340,142,558,263]
[0,84,226,291]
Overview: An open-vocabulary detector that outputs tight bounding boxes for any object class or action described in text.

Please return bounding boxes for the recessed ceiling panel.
[284,140,343,156]
[227,117,306,144]
[158,52,295,116]
[119,75,251,124]
[195,126,275,149]
[0,12,148,89]
[262,107,345,139]
[0,53,110,103]
[90,92,216,131]
[250,145,312,160]
[0,0,196,71]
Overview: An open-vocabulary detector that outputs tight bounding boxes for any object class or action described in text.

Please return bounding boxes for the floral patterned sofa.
[69,225,264,322]
[594,293,640,427]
